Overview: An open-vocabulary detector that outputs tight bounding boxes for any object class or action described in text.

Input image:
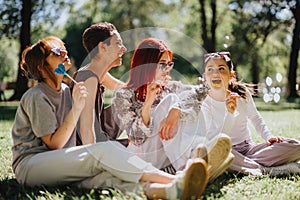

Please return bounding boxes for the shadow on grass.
[1,173,299,199]
[202,170,300,199]
[202,171,245,199]
[0,105,18,121]
[0,178,127,200]
[0,175,238,200]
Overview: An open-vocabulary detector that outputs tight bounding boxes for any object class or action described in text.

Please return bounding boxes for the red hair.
[126,38,172,102]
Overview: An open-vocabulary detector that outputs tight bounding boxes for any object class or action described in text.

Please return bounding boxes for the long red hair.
[126,38,172,102]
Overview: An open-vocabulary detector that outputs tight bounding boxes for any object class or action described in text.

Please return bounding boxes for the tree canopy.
[0,0,299,100]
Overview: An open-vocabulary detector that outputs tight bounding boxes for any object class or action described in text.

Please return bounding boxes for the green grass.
[0,100,300,199]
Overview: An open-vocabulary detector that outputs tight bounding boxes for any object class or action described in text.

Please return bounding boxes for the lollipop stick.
[65,73,78,84]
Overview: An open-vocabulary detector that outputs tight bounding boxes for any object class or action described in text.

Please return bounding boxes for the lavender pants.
[229,138,300,175]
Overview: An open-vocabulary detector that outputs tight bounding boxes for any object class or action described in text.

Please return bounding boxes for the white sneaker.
[207,134,232,178]
[267,162,300,177]
[191,144,208,163]
[209,152,234,182]
[174,158,208,200]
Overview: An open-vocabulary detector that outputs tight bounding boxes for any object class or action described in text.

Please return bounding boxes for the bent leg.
[152,94,206,170]
[127,133,171,170]
[229,149,264,176]
[247,138,300,167]
[16,141,158,188]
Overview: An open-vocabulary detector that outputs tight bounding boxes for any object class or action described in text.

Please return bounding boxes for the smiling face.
[204,58,230,90]
[106,31,127,67]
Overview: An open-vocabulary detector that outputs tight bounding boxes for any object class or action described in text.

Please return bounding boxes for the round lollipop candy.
[54,63,77,84]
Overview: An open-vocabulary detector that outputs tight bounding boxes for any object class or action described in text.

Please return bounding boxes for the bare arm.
[102,72,124,91]
[79,77,99,144]
[41,82,87,149]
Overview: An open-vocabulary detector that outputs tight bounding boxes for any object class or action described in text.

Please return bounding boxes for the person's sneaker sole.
[268,162,300,177]
[209,152,234,182]
[207,134,232,178]
[193,144,208,163]
[181,158,208,200]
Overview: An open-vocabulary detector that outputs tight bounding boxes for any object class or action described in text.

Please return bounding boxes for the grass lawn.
[0,98,300,199]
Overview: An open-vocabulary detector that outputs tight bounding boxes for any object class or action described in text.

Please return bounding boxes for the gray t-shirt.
[11,82,76,171]
[73,70,109,142]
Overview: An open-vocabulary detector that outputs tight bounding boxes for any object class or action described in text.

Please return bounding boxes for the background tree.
[0,0,298,100]
[199,0,216,52]
[0,38,18,84]
[63,0,169,78]
[288,0,300,99]
[229,0,292,90]
[0,0,31,100]
[13,0,31,100]
[0,0,75,100]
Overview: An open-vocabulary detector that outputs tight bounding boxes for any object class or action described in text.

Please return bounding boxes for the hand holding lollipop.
[54,63,88,100]
[226,90,240,114]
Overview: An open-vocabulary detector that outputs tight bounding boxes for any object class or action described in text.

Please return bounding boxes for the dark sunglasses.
[158,62,174,72]
[51,47,68,57]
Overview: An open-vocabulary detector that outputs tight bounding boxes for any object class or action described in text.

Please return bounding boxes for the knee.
[91,141,129,155]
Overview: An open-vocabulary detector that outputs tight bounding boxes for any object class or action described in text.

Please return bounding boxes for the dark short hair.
[82,22,117,59]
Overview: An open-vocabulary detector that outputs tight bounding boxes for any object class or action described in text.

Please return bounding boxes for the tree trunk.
[199,0,209,52]
[9,0,32,101]
[287,1,300,99]
[199,0,216,53]
[251,49,259,91]
[210,0,216,52]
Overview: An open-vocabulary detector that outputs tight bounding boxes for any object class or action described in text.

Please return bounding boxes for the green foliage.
[228,0,294,83]
[0,0,22,39]
[0,0,299,100]
[99,0,164,30]
[0,0,76,40]
[64,0,165,70]
[0,38,18,82]
[63,21,91,68]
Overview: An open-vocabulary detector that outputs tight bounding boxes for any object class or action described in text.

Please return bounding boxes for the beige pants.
[15,141,158,192]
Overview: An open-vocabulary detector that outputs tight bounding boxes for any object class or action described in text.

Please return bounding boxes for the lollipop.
[54,63,77,84]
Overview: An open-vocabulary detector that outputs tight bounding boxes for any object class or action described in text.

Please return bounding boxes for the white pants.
[15,141,158,192]
[128,94,206,170]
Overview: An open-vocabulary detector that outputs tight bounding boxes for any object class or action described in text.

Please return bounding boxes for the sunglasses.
[158,62,174,72]
[51,47,68,57]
